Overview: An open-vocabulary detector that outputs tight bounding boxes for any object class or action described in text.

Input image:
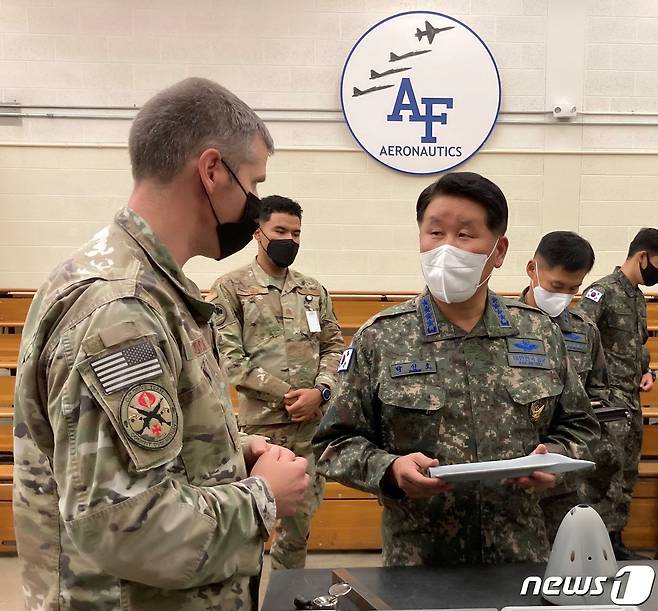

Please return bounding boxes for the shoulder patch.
[585,288,603,303]
[91,340,163,394]
[504,297,542,312]
[337,347,355,373]
[121,383,178,450]
[361,299,416,331]
[213,303,227,326]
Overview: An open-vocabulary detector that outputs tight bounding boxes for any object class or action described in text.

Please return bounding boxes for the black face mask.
[261,232,299,268]
[204,160,261,260]
[640,254,658,286]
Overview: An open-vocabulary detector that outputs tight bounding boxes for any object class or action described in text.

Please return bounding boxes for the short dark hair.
[129,78,273,183]
[627,227,658,259]
[416,172,508,234]
[259,195,303,224]
[534,231,595,273]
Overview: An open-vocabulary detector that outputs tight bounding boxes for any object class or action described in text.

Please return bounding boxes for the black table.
[262,560,658,611]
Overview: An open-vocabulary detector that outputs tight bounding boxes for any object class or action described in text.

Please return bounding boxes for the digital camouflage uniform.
[576,267,651,529]
[519,288,617,539]
[313,289,600,567]
[13,208,276,611]
[208,260,343,569]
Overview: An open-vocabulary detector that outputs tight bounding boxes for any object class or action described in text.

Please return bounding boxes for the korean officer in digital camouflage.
[313,172,600,567]
[518,232,618,542]
[208,195,344,569]
[576,227,658,559]
[13,78,310,611]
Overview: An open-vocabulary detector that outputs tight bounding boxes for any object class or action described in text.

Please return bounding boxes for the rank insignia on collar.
[490,295,511,328]
[420,295,439,336]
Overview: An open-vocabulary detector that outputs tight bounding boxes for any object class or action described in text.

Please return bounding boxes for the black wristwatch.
[314,384,331,404]
[650,369,657,382]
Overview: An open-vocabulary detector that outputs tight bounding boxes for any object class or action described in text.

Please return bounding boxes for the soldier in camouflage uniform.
[208,195,344,569]
[13,78,310,611]
[314,174,599,567]
[518,231,619,541]
[576,227,658,559]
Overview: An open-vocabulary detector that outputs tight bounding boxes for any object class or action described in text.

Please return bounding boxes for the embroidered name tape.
[390,361,437,377]
[565,341,588,353]
[507,353,550,369]
[91,340,163,394]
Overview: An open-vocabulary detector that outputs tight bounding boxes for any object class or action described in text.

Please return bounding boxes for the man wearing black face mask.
[13,78,311,611]
[208,195,344,570]
[577,227,658,560]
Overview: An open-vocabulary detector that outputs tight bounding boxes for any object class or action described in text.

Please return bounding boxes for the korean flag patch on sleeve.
[337,347,355,373]
[585,288,603,303]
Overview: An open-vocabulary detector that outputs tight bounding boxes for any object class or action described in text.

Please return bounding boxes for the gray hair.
[129,77,274,182]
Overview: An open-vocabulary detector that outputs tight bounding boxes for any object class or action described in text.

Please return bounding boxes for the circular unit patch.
[121,383,178,450]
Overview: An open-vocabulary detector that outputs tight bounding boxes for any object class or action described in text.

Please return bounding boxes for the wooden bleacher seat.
[0,298,31,330]
[0,407,11,454]
[308,482,382,550]
[332,295,411,334]
[0,334,20,370]
[0,377,15,408]
[648,336,658,370]
[625,469,658,550]
[648,302,658,332]
[0,464,15,553]
[0,289,656,555]
[642,384,658,408]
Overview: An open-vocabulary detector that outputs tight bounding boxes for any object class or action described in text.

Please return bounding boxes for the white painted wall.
[1,0,657,292]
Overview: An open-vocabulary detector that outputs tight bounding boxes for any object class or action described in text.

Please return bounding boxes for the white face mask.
[420,239,499,304]
[531,261,574,317]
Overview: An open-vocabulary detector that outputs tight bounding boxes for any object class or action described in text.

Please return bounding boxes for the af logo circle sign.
[341,11,501,175]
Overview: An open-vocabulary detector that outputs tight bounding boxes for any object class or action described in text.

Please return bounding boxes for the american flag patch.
[91,341,163,394]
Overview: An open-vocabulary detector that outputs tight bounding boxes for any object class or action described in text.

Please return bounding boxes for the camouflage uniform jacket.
[207,259,344,426]
[576,267,650,410]
[13,207,276,611]
[520,287,610,405]
[313,289,600,566]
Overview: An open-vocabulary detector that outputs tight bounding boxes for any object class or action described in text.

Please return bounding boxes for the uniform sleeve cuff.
[372,453,404,499]
[234,476,277,538]
[314,376,334,391]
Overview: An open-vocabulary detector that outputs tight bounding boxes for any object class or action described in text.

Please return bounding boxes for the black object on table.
[262,560,658,611]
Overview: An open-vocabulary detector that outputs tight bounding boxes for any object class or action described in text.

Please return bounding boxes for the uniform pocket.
[378,377,445,455]
[505,371,564,453]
